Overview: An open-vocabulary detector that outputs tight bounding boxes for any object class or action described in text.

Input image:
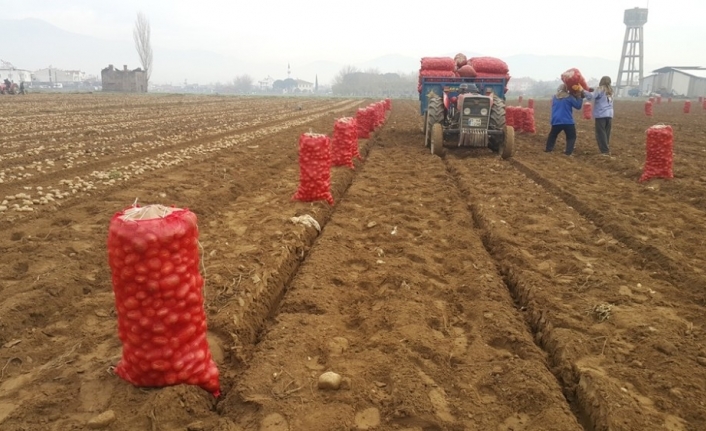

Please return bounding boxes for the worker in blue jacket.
[583,76,614,155]
[545,83,584,156]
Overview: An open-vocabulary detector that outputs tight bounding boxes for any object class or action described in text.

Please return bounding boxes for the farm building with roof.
[641,67,706,98]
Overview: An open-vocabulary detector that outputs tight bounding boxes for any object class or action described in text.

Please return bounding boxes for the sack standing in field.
[108,204,221,396]
[640,125,674,182]
[292,133,334,205]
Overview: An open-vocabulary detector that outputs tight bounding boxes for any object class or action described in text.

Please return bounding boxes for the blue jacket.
[550,95,583,125]
[584,88,614,119]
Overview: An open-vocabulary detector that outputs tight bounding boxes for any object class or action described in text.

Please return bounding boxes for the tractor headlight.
[480,108,488,116]
[463,107,471,116]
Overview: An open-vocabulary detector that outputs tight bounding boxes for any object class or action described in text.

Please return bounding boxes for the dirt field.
[1,93,705,431]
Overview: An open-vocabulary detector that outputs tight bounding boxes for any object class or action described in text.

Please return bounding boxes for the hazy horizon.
[4,0,705,85]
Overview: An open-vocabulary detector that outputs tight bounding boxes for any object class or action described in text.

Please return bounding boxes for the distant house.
[33,67,85,84]
[641,67,706,98]
[101,64,147,93]
[258,75,274,90]
[0,67,32,83]
[507,77,535,94]
[295,79,314,93]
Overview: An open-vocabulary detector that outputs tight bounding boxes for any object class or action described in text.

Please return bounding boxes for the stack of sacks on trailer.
[418,57,456,93]
[468,56,511,94]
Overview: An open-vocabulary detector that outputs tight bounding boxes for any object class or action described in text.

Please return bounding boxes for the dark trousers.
[595,117,612,154]
[545,124,577,155]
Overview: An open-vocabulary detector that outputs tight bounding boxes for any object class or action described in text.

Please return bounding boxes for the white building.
[295,79,314,93]
[33,67,86,84]
[641,67,706,98]
[0,60,32,83]
[258,75,274,90]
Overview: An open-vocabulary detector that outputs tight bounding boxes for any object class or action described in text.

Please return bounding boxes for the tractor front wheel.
[425,95,444,149]
[501,125,515,159]
[430,123,445,157]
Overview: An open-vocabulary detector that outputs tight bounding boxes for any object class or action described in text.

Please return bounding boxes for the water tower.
[616,7,648,96]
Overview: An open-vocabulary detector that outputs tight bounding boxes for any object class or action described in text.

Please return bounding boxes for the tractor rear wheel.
[430,123,445,157]
[425,95,444,148]
[488,94,507,152]
[501,125,515,159]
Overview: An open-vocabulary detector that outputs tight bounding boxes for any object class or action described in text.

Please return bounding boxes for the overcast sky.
[5,0,706,83]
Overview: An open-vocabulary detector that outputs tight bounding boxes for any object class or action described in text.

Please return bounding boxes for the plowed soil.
[1,94,705,431]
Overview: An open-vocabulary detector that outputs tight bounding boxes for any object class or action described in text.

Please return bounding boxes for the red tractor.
[0,81,20,95]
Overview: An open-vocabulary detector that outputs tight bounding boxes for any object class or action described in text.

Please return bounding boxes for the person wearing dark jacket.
[545,83,583,156]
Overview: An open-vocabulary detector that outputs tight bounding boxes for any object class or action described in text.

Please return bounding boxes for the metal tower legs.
[616,26,644,96]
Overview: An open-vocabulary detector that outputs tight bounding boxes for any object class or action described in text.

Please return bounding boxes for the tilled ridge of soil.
[446,152,706,430]
[217,102,582,430]
[0,100,374,430]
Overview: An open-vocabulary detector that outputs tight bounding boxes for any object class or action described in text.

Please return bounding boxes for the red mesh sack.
[332,117,357,169]
[528,99,534,109]
[373,104,381,130]
[108,205,220,397]
[683,100,691,114]
[420,57,455,71]
[292,133,334,205]
[513,107,524,132]
[656,96,662,104]
[639,125,674,182]
[356,108,372,138]
[457,65,477,77]
[561,68,589,91]
[645,101,653,117]
[583,102,592,119]
[469,57,509,75]
[419,69,456,78]
[522,108,536,133]
[506,106,516,128]
[384,98,392,111]
[518,95,523,104]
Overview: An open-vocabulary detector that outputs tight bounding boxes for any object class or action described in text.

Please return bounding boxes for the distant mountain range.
[1,18,661,85]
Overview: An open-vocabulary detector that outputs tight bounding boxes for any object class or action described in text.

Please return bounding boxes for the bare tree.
[133,12,153,84]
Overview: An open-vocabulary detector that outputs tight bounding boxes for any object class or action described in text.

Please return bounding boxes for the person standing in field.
[583,76,614,156]
[545,84,583,156]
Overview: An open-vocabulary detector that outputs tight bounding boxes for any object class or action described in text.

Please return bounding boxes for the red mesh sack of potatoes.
[645,101,653,117]
[639,125,674,182]
[506,106,516,128]
[683,101,691,113]
[513,108,524,132]
[583,102,592,120]
[420,57,455,71]
[385,98,391,111]
[561,68,589,91]
[522,108,536,133]
[469,57,509,75]
[528,99,535,109]
[332,117,357,169]
[108,205,220,397]
[292,133,334,205]
[366,106,378,132]
[419,69,457,78]
[457,65,477,77]
[374,102,385,128]
[356,108,372,139]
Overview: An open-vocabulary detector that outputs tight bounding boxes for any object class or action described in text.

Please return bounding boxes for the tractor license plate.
[468,118,482,127]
